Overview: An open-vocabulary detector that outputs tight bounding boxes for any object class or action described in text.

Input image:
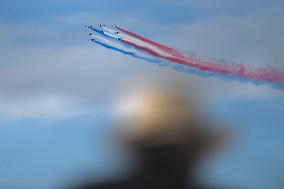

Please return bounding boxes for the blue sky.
[0,0,284,189]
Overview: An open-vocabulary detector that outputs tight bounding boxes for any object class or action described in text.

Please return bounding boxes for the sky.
[0,0,284,189]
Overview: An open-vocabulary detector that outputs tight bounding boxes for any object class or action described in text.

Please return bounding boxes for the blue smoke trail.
[89,27,106,37]
[89,26,152,57]
[91,39,164,65]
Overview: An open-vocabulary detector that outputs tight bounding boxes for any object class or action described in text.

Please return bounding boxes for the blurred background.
[0,0,284,189]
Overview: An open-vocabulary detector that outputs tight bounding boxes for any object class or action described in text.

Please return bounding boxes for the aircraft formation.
[85,24,284,89]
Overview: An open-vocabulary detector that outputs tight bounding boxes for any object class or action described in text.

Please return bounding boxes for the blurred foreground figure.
[71,88,226,189]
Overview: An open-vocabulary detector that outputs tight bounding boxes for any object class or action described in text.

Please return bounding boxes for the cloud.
[0,94,84,119]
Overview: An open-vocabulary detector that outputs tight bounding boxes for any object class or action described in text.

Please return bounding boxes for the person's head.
[114,86,227,173]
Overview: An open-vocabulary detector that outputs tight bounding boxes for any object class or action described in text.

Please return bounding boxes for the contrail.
[115,26,185,59]
[90,39,162,65]
[86,25,284,88]
[121,37,284,85]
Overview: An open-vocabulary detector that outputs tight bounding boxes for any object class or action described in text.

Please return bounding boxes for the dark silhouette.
[71,142,217,189]
[69,90,226,189]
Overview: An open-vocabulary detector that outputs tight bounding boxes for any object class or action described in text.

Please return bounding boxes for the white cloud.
[0,94,84,119]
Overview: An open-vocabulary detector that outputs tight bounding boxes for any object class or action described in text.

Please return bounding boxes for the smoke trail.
[90,39,163,65]
[89,25,177,59]
[121,39,284,85]
[116,26,284,85]
[116,26,185,58]
[88,26,151,56]
[90,37,283,89]
[87,25,284,88]
[90,38,242,83]
[89,27,122,41]
[101,25,120,35]
[90,34,118,47]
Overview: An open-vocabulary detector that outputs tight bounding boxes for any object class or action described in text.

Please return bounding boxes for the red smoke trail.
[122,39,284,84]
[116,26,185,59]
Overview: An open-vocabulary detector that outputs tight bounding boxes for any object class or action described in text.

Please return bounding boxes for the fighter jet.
[98,24,105,28]
[86,25,121,40]
[102,30,122,40]
[99,24,120,35]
